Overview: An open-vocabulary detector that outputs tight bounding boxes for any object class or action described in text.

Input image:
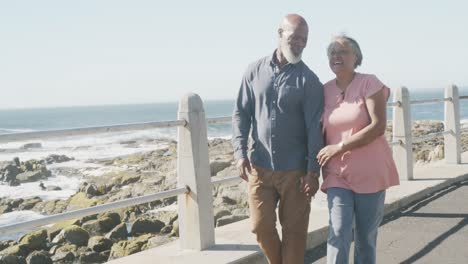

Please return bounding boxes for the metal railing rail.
[412,131,452,144]
[0,120,187,143]
[0,186,189,236]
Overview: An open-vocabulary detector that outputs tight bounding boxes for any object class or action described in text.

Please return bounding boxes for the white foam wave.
[0,211,47,241]
[0,174,83,201]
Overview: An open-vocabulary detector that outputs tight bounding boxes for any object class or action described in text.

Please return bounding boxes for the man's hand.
[301,172,320,200]
[236,158,252,181]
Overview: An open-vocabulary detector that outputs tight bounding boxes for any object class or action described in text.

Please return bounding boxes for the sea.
[1,88,468,240]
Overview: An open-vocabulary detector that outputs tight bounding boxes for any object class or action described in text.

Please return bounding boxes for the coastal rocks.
[0,254,26,264]
[25,251,52,264]
[52,225,89,247]
[18,230,48,252]
[87,236,113,252]
[0,158,51,185]
[44,154,73,164]
[20,143,42,150]
[81,215,120,236]
[108,234,154,260]
[210,160,232,176]
[130,218,165,236]
[105,223,128,241]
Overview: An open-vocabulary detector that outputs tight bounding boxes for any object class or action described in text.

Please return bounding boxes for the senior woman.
[316,35,400,264]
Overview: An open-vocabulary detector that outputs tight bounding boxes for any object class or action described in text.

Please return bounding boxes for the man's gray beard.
[281,44,302,64]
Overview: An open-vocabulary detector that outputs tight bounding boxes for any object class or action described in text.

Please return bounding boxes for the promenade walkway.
[305,179,468,264]
[109,153,468,264]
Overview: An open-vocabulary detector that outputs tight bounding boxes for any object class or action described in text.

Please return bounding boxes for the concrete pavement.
[305,180,468,263]
[108,153,468,264]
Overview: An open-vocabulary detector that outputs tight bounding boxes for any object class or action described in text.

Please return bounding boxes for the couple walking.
[232,14,399,264]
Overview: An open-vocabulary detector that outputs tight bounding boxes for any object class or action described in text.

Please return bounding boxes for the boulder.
[130,218,165,236]
[47,219,80,242]
[147,210,177,225]
[18,230,48,252]
[210,160,232,176]
[67,192,97,210]
[105,223,128,241]
[82,216,119,236]
[0,254,26,264]
[214,209,232,224]
[25,251,52,264]
[142,235,173,250]
[49,245,77,263]
[108,234,153,260]
[45,186,61,191]
[1,165,19,182]
[0,241,16,252]
[52,225,89,247]
[78,251,108,263]
[18,197,42,210]
[428,145,444,161]
[216,215,249,227]
[15,171,46,183]
[20,143,42,150]
[0,244,29,257]
[87,236,113,252]
[44,154,73,164]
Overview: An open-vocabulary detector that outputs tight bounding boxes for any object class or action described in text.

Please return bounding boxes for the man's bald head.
[279,14,308,33]
[277,14,309,64]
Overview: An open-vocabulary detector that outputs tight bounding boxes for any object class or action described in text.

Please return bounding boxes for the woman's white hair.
[327,34,363,68]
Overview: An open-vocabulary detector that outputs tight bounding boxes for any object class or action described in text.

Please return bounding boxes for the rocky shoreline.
[0,120,466,263]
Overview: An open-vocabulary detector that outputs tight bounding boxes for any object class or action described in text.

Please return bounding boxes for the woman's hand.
[317,144,343,166]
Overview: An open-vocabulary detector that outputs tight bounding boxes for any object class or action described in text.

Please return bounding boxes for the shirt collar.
[269,49,302,69]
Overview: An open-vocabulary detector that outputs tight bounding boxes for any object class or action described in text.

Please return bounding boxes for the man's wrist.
[307,171,320,179]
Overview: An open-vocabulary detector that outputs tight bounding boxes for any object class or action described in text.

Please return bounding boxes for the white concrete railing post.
[393,86,414,180]
[444,85,461,164]
[177,93,215,250]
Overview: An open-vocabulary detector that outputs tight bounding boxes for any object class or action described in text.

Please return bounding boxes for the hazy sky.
[1,1,467,109]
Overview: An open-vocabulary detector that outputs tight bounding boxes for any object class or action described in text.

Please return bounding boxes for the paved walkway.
[110,155,468,264]
[305,180,468,264]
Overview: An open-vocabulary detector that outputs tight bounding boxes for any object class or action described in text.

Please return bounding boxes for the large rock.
[428,145,444,161]
[15,171,47,183]
[87,236,113,252]
[18,197,42,210]
[82,216,119,236]
[20,143,42,150]
[18,230,48,252]
[44,154,73,164]
[52,225,89,247]
[147,210,177,225]
[130,218,165,236]
[1,165,19,182]
[46,219,80,242]
[49,245,77,263]
[216,215,249,227]
[142,235,173,250]
[67,192,97,210]
[25,251,52,264]
[108,234,153,260]
[0,254,26,264]
[78,251,108,263]
[0,241,16,252]
[105,223,128,241]
[210,160,232,176]
[0,244,29,257]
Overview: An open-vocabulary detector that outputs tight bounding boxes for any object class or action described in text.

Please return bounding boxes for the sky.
[1,0,467,109]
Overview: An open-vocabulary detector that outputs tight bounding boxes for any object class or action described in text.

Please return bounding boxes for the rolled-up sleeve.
[232,73,253,160]
[304,76,324,172]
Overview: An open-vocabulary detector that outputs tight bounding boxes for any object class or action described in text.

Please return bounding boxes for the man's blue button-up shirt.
[232,51,324,173]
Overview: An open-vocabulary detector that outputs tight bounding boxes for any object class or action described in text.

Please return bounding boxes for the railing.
[0,86,466,252]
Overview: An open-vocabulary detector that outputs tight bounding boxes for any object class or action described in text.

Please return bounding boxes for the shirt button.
[273,150,276,154]
[272,101,276,104]
[272,134,275,138]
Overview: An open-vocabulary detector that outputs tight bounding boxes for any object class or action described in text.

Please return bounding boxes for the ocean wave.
[0,128,36,135]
